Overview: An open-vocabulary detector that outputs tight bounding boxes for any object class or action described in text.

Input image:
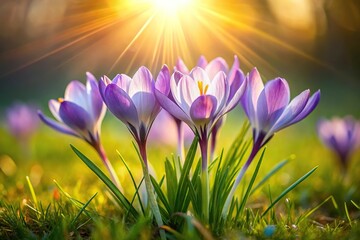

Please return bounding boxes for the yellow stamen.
[197,81,209,95]
[58,98,64,103]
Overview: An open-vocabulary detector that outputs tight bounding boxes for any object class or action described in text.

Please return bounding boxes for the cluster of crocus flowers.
[38,72,121,188]
[222,68,320,216]
[317,116,360,170]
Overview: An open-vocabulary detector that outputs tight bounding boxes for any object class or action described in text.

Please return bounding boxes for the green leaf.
[262,166,318,217]
[70,145,138,219]
[70,193,97,227]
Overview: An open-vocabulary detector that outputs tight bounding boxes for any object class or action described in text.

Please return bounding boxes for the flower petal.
[104,84,139,128]
[227,55,240,86]
[59,101,92,137]
[256,78,290,130]
[155,89,193,126]
[64,80,88,111]
[205,57,228,80]
[131,92,156,125]
[223,70,247,113]
[241,68,264,124]
[155,65,170,96]
[270,89,310,133]
[178,75,200,114]
[289,90,320,125]
[197,55,208,68]
[190,95,217,126]
[175,58,189,74]
[38,110,80,137]
[129,66,154,97]
[49,99,62,122]
[207,71,228,113]
[86,72,105,122]
[190,67,210,86]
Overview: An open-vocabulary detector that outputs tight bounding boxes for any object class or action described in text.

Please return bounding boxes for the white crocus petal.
[178,75,200,115]
[128,66,153,98]
[207,71,228,114]
[49,99,62,122]
[190,67,211,86]
[64,80,90,112]
[118,74,132,93]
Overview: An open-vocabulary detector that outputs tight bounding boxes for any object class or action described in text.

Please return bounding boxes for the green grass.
[1,115,360,239]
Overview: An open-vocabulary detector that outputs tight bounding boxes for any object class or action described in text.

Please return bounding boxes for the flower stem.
[176,120,185,164]
[95,143,122,190]
[199,136,209,223]
[139,143,166,240]
[221,137,262,218]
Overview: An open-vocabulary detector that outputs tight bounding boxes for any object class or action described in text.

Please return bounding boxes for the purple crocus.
[175,55,241,160]
[99,65,170,238]
[38,72,121,188]
[222,67,320,217]
[155,65,246,221]
[6,103,39,142]
[317,116,360,170]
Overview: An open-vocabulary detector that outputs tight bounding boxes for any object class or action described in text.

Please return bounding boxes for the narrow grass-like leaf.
[117,150,145,214]
[250,158,290,195]
[262,166,318,217]
[70,193,97,227]
[351,200,360,210]
[26,176,38,210]
[71,145,138,219]
[297,195,338,224]
[344,202,352,227]
[238,148,265,215]
[150,175,171,215]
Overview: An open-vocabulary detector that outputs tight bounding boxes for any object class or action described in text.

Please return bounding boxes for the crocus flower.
[155,65,246,221]
[222,67,320,217]
[6,103,39,142]
[175,55,241,160]
[317,116,360,169]
[6,103,39,156]
[99,66,170,239]
[38,72,121,188]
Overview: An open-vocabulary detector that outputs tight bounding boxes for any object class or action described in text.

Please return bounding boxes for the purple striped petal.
[64,80,88,111]
[117,74,132,92]
[99,76,110,100]
[176,58,189,74]
[197,55,208,68]
[155,65,170,96]
[227,68,245,104]
[227,55,240,86]
[270,89,310,133]
[289,90,320,125]
[86,72,105,121]
[190,95,217,126]
[155,89,193,126]
[205,57,228,80]
[241,68,264,124]
[104,84,139,127]
[131,92,156,125]
[59,101,92,136]
[129,66,154,97]
[223,70,247,113]
[256,78,290,129]
[38,110,79,137]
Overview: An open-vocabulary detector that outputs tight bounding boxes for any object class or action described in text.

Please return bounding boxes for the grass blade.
[70,193,97,227]
[262,166,318,217]
[71,145,138,219]
[26,176,38,209]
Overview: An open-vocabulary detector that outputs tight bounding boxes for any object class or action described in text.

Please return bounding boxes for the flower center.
[197,81,209,95]
[58,98,64,103]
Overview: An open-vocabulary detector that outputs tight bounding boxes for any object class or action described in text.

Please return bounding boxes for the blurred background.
[0,0,359,116]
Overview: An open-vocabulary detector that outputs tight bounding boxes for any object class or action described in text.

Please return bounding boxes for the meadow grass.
[1,113,360,239]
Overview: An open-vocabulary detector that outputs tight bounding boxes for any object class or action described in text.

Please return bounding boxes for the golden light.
[1,0,326,79]
[151,0,192,16]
